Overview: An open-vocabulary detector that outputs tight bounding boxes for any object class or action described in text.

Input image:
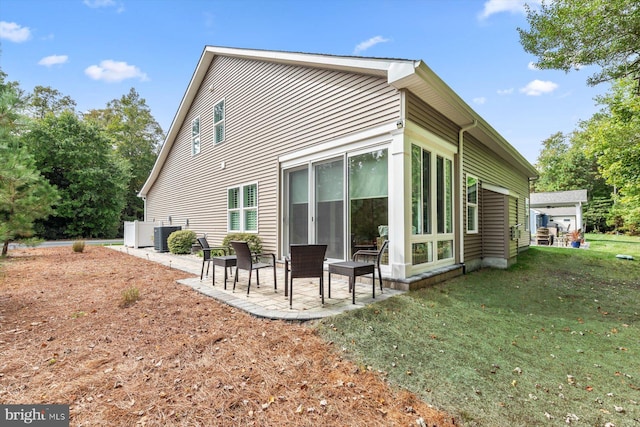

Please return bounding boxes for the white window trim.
[466,174,479,234]
[227,182,258,233]
[191,116,200,156]
[213,98,225,144]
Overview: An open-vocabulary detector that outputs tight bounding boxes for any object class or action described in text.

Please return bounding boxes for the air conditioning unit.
[153,226,182,252]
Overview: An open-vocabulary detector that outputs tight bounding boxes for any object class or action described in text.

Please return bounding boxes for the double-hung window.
[228,183,257,232]
[214,99,225,144]
[191,117,200,156]
[466,175,478,233]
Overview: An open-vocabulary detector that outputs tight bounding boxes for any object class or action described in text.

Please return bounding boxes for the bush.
[222,233,263,254]
[167,230,196,254]
[72,240,85,253]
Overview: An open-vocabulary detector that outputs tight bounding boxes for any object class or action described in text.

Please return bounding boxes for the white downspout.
[458,120,477,267]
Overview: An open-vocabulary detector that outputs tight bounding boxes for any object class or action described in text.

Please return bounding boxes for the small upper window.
[191,117,200,156]
[214,99,225,144]
[466,175,478,233]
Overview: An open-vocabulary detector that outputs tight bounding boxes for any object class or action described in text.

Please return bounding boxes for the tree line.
[0,69,164,255]
[521,0,639,234]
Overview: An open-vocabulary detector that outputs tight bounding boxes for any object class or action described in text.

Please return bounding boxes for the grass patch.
[72,240,85,253]
[585,233,640,259]
[120,286,140,308]
[317,240,640,426]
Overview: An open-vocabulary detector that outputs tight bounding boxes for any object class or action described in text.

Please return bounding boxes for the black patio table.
[327,261,375,304]
[211,255,237,289]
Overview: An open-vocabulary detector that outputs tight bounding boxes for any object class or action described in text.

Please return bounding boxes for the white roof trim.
[483,183,511,196]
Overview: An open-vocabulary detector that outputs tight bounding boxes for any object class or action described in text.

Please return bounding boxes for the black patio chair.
[230,241,277,295]
[196,237,229,280]
[352,239,388,293]
[286,244,327,309]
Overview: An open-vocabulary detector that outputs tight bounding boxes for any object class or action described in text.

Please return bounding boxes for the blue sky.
[1,0,610,164]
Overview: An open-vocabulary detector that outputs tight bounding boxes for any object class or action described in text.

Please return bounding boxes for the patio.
[107,245,404,321]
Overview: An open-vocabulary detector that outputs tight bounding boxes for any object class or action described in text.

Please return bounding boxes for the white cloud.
[519,79,558,96]
[84,0,124,12]
[497,88,514,95]
[83,0,115,7]
[353,36,390,55]
[38,55,69,67]
[473,97,487,105]
[0,21,32,42]
[85,60,149,83]
[478,0,541,20]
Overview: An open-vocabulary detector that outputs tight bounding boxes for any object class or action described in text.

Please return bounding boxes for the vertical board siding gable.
[481,189,508,258]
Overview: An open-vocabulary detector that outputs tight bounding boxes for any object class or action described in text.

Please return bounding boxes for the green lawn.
[317,235,640,426]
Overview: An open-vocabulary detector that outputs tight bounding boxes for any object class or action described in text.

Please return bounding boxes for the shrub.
[167,230,196,254]
[120,286,140,308]
[72,240,85,253]
[222,233,263,254]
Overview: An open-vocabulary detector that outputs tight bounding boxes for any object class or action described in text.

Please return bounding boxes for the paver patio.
[107,245,404,320]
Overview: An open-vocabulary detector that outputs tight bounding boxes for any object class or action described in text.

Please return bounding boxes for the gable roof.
[530,190,588,207]
[140,46,537,197]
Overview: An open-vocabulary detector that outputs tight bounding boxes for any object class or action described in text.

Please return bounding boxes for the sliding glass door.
[315,158,344,259]
[283,148,388,262]
[287,167,309,246]
[349,149,388,259]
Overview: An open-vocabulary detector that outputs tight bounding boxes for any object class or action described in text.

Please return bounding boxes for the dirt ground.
[0,246,454,426]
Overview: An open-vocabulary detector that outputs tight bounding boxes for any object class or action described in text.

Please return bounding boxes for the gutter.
[458,120,477,266]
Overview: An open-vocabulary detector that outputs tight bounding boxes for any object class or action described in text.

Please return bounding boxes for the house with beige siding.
[139,46,537,290]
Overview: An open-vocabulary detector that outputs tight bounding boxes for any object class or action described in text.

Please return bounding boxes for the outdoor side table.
[211,255,237,289]
[328,261,375,304]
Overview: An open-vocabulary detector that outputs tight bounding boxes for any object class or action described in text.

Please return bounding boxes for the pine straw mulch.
[0,246,455,426]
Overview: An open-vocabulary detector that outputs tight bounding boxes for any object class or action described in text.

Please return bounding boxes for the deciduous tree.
[579,78,640,232]
[86,88,163,222]
[519,0,640,88]
[26,85,76,119]
[22,112,130,239]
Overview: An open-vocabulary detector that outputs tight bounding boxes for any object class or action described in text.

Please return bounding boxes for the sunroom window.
[214,99,225,144]
[411,145,431,235]
[436,155,453,234]
[411,144,454,265]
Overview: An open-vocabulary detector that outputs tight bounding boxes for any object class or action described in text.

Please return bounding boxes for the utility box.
[153,226,182,252]
[123,221,158,248]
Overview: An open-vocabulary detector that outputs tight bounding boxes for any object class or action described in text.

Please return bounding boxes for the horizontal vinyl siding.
[407,92,458,146]
[464,134,530,252]
[146,55,400,253]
